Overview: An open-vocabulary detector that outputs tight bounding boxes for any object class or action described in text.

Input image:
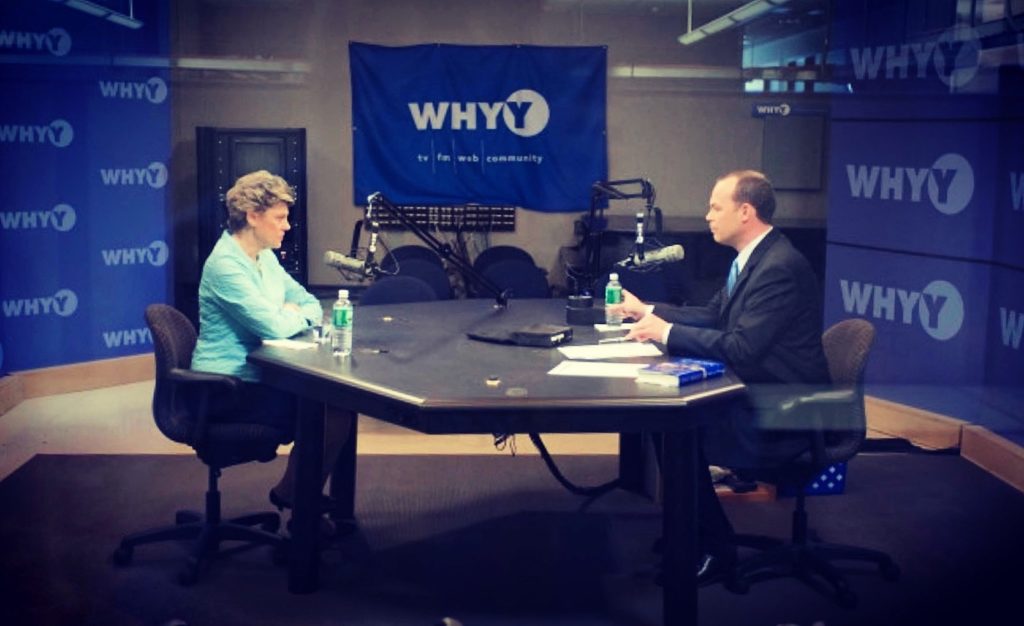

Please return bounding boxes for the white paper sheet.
[593,322,636,333]
[547,361,647,378]
[262,338,317,350]
[557,342,662,360]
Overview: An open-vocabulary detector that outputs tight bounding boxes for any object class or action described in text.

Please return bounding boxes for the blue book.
[636,357,725,387]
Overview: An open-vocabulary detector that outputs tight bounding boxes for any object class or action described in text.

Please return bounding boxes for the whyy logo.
[0,203,76,232]
[1000,307,1024,350]
[102,327,153,349]
[753,103,791,116]
[2,288,78,318]
[849,24,981,89]
[101,240,169,267]
[408,89,550,137]
[0,119,74,148]
[840,279,964,341]
[99,162,168,188]
[98,77,168,104]
[845,153,974,215]
[1011,171,1024,212]
[0,28,71,56]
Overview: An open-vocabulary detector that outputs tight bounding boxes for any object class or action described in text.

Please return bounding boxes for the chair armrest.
[778,389,855,415]
[166,368,242,447]
[167,367,242,390]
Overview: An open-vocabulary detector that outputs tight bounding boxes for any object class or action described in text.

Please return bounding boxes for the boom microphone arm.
[366,192,510,307]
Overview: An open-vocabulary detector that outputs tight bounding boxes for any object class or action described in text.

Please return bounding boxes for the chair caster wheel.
[112,545,133,566]
[881,561,901,581]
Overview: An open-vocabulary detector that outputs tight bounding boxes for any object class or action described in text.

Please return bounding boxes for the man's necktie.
[727,259,739,297]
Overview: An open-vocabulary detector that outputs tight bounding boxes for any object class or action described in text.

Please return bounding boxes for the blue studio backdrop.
[0,1,171,372]
[350,42,607,212]
[823,3,1024,442]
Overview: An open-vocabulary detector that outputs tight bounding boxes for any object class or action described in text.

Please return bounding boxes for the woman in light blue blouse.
[192,170,349,532]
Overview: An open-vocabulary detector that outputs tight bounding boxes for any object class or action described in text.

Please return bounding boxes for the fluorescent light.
[730,0,777,23]
[678,0,790,46]
[64,0,108,17]
[53,0,145,29]
[106,13,143,29]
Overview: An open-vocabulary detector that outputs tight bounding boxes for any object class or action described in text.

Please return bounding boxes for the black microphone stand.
[574,178,660,295]
[366,192,511,308]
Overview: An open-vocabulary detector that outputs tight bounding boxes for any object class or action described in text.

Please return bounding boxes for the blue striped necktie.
[727,259,739,296]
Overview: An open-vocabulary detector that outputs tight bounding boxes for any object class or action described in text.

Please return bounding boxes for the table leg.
[289,397,325,594]
[660,430,699,626]
[329,410,358,521]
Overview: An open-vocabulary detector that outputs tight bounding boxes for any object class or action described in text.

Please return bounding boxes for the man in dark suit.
[614,169,829,581]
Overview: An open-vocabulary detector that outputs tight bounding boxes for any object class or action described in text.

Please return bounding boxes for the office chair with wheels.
[387,258,453,300]
[359,275,438,306]
[112,304,289,585]
[726,318,899,607]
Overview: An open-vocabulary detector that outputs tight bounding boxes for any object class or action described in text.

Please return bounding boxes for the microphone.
[633,212,645,263]
[324,250,374,276]
[617,244,685,267]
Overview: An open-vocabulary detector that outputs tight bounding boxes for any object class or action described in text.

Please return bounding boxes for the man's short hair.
[224,170,295,233]
[722,169,775,224]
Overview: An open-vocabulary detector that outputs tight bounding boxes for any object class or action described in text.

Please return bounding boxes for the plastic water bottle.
[331,289,353,357]
[605,272,623,326]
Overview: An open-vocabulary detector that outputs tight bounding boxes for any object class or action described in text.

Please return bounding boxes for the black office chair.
[379,244,444,270]
[386,258,453,300]
[359,275,438,306]
[472,245,535,274]
[112,304,289,585]
[726,318,899,607]
[479,258,550,299]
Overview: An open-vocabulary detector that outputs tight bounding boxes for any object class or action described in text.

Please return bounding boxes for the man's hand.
[607,288,648,321]
[625,312,669,343]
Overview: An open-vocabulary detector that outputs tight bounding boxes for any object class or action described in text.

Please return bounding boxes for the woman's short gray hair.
[225,170,295,233]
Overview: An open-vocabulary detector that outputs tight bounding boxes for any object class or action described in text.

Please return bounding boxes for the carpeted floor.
[0,452,1022,626]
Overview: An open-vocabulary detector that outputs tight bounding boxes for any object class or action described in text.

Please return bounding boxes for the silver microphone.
[618,244,685,267]
[323,250,370,275]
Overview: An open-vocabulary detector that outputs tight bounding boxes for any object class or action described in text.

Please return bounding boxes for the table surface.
[249,298,744,434]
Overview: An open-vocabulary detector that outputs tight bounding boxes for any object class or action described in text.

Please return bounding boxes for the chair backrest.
[380,245,444,271]
[479,258,550,299]
[473,245,535,274]
[390,258,453,300]
[819,318,876,462]
[359,275,439,306]
[145,303,199,445]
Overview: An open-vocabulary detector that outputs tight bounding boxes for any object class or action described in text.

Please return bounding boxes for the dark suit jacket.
[655,229,829,466]
[658,229,828,386]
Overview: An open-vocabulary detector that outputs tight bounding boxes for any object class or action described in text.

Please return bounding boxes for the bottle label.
[333,306,352,327]
[605,286,622,306]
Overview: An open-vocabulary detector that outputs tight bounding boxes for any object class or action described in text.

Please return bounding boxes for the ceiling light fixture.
[52,0,144,30]
[678,0,789,46]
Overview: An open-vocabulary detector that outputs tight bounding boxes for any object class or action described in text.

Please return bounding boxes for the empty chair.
[379,245,444,271]
[725,318,899,607]
[112,304,287,585]
[472,245,535,274]
[388,258,453,300]
[359,275,438,306]
[479,258,550,299]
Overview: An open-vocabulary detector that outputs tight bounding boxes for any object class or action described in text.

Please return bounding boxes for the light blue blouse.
[191,231,322,382]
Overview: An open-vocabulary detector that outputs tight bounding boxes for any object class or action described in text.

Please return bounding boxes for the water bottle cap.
[338,289,349,299]
[609,273,619,281]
